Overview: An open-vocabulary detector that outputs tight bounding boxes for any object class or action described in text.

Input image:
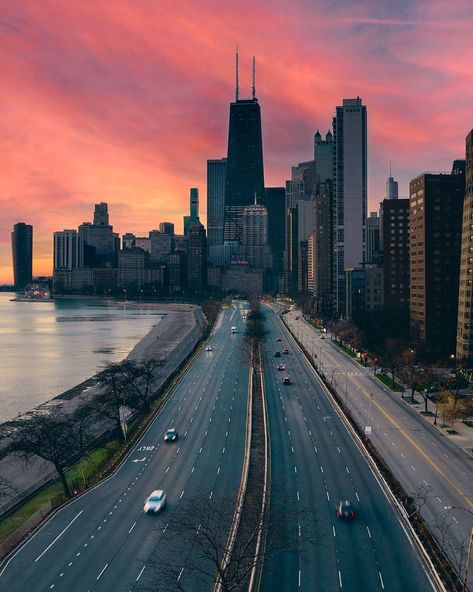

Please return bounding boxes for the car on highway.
[275,351,281,357]
[283,348,289,354]
[277,364,286,371]
[144,490,166,514]
[205,346,212,351]
[283,376,292,385]
[277,337,282,342]
[164,428,178,442]
[337,500,356,520]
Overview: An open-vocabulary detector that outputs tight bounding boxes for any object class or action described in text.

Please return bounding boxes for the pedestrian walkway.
[284,306,473,455]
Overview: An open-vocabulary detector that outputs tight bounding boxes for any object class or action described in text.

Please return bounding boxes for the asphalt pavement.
[285,308,473,584]
[261,307,435,592]
[0,305,248,592]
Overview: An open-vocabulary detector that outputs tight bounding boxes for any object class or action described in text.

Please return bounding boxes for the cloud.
[1,0,473,281]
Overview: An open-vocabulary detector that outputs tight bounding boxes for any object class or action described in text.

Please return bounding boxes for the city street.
[285,307,473,584]
[0,306,248,592]
[261,307,435,592]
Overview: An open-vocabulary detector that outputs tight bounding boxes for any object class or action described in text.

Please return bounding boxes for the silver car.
[144,490,166,514]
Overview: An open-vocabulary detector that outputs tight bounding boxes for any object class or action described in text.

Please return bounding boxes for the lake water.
[0,294,163,423]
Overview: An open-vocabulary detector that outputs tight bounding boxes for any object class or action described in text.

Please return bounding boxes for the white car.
[205,346,212,351]
[144,490,166,514]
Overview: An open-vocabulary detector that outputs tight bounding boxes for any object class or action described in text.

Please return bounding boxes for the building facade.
[333,98,368,316]
[410,163,465,357]
[54,230,82,270]
[207,158,227,249]
[382,198,410,311]
[187,224,207,292]
[457,131,473,360]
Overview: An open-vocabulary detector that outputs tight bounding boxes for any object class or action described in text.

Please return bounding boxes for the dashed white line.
[379,572,385,589]
[366,526,371,538]
[333,526,336,537]
[96,564,108,581]
[136,566,146,581]
[128,521,137,534]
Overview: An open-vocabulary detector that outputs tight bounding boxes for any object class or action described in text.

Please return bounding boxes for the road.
[261,307,435,592]
[0,305,248,592]
[285,308,473,584]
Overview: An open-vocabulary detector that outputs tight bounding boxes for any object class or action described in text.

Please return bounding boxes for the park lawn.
[376,373,403,392]
[0,444,117,542]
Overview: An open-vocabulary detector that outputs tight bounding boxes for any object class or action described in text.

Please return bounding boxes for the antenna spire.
[252,56,256,99]
[389,160,392,177]
[235,45,239,101]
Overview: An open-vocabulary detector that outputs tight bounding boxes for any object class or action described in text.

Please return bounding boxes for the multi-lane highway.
[261,306,435,592]
[285,307,473,584]
[0,306,248,592]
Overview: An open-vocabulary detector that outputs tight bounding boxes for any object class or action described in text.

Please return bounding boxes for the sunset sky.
[1,0,473,283]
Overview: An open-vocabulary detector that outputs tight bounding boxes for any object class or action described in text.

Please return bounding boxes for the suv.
[275,351,281,358]
[283,376,291,385]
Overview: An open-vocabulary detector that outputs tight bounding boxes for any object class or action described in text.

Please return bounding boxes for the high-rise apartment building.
[224,56,264,243]
[11,222,33,288]
[262,187,285,281]
[187,223,207,292]
[333,98,367,316]
[207,158,227,248]
[313,130,335,316]
[382,199,410,311]
[457,131,473,360]
[410,162,465,357]
[54,230,82,270]
[149,230,173,263]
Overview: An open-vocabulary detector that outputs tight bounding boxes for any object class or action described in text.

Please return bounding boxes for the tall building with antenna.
[224,51,265,243]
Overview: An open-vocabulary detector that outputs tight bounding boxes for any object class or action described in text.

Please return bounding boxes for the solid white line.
[34,510,83,562]
[136,566,145,581]
[128,521,137,534]
[96,563,108,581]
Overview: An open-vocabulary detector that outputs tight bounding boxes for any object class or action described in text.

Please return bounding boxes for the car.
[205,346,212,351]
[320,335,325,340]
[337,500,356,520]
[164,428,178,442]
[277,337,282,342]
[277,364,286,371]
[283,376,292,385]
[283,348,289,354]
[275,351,281,358]
[144,490,166,514]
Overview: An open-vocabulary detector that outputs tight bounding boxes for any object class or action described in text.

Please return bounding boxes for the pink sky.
[1,0,473,282]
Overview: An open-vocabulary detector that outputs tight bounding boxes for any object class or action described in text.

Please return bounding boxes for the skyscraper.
[159,222,175,235]
[187,223,207,292]
[410,161,465,357]
[207,158,227,248]
[184,188,200,236]
[79,203,118,267]
[382,198,409,311]
[386,174,399,199]
[11,222,33,288]
[457,131,473,361]
[54,230,82,270]
[242,203,270,269]
[224,54,264,243]
[366,212,381,264]
[333,98,367,316]
[262,187,285,282]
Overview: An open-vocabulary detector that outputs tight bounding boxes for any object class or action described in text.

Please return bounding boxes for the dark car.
[277,337,282,342]
[164,428,178,442]
[283,376,292,385]
[275,351,281,358]
[337,500,356,520]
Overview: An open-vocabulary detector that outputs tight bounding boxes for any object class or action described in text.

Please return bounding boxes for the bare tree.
[0,410,87,498]
[92,362,129,441]
[141,493,315,592]
[122,359,163,413]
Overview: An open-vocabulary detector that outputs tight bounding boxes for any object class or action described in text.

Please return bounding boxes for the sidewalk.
[285,306,473,455]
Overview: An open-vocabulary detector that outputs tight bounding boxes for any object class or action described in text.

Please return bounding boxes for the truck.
[231,326,237,334]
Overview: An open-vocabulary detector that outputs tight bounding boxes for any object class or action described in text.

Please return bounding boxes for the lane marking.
[128,521,137,534]
[379,572,385,590]
[136,566,146,581]
[34,510,83,562]
[96,563,108,581]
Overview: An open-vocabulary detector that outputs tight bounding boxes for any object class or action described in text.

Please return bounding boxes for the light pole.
[344,371,348,406]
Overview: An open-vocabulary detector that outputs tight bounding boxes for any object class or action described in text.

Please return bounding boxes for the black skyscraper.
[224,55,264,243]
[11,222,33,289]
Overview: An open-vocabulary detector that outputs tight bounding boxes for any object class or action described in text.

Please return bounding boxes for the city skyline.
[2,0,473,282]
